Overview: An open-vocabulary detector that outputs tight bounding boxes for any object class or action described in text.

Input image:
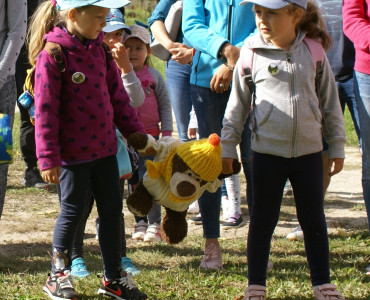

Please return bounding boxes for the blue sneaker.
[121,257,140,277]
[71,257,90,278]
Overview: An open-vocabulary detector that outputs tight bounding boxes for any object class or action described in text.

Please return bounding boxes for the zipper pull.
[286,53,291,63]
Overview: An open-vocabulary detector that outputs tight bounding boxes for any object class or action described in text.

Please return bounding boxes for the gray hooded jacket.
[221,31,346,160]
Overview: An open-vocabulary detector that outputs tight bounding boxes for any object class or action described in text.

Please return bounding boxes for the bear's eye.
[196,178,201,182]
[187,172,192,176]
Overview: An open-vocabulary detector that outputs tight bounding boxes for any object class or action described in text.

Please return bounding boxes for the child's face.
[254,5,302,49]
[103,29,125,50]
[68,6,110,42]
[123,37,150,71]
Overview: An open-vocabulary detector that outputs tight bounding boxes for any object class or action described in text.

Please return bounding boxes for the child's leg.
[52,164,91,273]
[148,202,161,225]
[91,156,122,280]
[224,174,241,217]
[289,152,330,286]
[248,152,288,286]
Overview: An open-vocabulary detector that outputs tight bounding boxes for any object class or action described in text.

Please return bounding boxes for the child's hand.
[328,158,344,176]
[188,128,197,140]
[111,42,132,74]
[222,157,235,175]
[41,167,61,184]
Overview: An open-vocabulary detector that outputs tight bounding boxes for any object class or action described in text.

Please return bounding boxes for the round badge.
[72,72,85,84]
[268,63,279,75]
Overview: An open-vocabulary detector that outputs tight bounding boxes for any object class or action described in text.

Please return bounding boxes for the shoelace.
[57,273,74,290]
[118,273,137,290]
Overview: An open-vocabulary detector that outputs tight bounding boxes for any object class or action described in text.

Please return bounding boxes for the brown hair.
[287,0,331,50]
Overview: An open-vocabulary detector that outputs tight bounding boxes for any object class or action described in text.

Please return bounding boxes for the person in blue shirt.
[182,0,256,270]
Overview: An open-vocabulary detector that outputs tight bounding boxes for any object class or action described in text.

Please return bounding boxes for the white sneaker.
[132,220,148,240]
[286,226,304,241]
[143,223,161,242]
[187,200,199,214]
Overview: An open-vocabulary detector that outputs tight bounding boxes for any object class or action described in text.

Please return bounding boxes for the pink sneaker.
[313,284,345,300]
[200,243,222,270]
[244,285,266,300]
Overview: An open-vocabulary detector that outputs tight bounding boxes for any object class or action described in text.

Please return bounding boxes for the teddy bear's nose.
[176,181,196,197]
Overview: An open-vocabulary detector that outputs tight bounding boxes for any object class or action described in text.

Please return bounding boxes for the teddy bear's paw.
[161,208,188,244]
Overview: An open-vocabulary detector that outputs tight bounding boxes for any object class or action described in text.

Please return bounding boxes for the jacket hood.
[244,30,307,51]
[44,26,104,52]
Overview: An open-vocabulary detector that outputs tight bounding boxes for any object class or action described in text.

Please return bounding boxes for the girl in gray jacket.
[221,0,346,299]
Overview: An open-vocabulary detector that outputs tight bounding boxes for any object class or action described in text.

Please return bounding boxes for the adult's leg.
[289,152,329,286]
[248,152,287,285]
[165,60,192,142]
[191,85,229,240]
[0,75,17,219]
[354,71,370,228]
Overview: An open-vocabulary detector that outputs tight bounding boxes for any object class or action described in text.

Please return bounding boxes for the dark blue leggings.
[247,151,330,287]
[53,155,122,280]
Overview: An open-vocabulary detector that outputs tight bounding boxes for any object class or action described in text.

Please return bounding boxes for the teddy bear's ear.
[146,160,162,179]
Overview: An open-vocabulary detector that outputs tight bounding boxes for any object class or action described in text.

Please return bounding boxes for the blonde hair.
[287,0,331,51]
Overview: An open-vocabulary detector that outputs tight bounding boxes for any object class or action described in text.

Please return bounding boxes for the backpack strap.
[303,37,324,84]
[240,44,255,94]
[44,42,65,72]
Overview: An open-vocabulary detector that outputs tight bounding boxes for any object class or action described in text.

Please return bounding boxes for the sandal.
[313,283,345,300]
[244,285,266,300]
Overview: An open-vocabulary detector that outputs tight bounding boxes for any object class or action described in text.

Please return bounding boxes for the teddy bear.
[127,133,240,244]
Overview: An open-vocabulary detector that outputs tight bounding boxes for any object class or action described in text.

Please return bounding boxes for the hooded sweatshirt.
[221,32,346,160]
[34,26,145,170]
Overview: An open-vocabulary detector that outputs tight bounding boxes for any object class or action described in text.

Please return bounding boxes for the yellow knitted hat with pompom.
[175,133,222,182]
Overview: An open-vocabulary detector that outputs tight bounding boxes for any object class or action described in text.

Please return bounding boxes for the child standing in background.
[221,0,346,299]
[124,24,173,243]
[28,0,152,299]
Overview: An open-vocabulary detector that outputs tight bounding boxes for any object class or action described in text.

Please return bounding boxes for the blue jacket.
[148,0,190,47]
[182,0,256,88]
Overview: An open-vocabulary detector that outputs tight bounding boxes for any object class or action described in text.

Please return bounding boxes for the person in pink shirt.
[342,0,370,276]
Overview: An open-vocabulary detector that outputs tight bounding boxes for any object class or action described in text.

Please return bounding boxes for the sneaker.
[244,285,266,300]
[189,213,202,225]
[43,271,78,300]
[313,283,345,300]
[200,242,223,270]
[143,223,161,243]
[97,271,148,300]
[132,220,148,241]
[22,167,51,190]
[71,257,90,278]
[187,200,199,214]
[222,214,243,228]
[121,257,140,277]
[286,226,304,241]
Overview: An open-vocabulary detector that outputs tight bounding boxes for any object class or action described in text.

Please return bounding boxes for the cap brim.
[240,0,289,9]
[124,35,150,45]
[92,0,131,9]
[103,23,131,34]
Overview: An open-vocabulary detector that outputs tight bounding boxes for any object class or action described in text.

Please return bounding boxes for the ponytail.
[296,0,331,51]
[27,1,64,66]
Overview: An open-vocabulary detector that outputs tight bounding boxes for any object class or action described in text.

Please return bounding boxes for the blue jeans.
[191,85,229,238]
[354,71,370,228]
[53,155,122,279]
[165,60,192,142]
[337,77,361,145]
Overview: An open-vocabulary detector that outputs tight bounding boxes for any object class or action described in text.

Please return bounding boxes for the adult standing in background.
[15,0,49,189]
[342,0,370,275]
[148,0,193,142]
[0,0,27,218]
[182,0,256,270]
